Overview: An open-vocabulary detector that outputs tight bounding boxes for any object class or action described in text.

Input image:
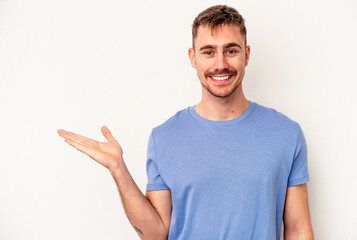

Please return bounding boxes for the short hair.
[192,5,247,49]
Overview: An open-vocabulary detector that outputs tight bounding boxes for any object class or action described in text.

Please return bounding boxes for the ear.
[245,45,251,66]
[188,47,196,68]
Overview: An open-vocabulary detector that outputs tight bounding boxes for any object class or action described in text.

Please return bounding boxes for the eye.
[203,51,213,55]
[227,49,237,54]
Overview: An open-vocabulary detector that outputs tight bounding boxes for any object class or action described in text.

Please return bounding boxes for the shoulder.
[252,101,302,133]
[151,106,191,137]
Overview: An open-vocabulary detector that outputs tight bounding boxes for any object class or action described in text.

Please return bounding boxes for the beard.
[200,68,242,98]
[200,79,242,98]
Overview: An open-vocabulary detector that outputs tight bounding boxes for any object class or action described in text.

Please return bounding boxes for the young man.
[58,5,314,240]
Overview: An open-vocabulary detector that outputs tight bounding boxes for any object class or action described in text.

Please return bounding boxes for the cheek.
[195,64,206,75]
[196,61,213,73]
[197,68,206,78]
[228,57,244,67]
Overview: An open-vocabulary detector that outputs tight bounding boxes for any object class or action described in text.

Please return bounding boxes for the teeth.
[211,75,230,81]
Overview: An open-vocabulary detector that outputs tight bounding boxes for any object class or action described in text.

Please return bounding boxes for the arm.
[283,183,314,240]
[111,162,171,239]
[57,126,172,240]
[145,189,172,232]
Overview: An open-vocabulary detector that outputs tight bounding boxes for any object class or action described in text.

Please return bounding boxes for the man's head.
[192,5,247,50]
[189,5,250,99]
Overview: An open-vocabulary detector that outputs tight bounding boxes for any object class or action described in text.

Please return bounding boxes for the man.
[57,5,314,240]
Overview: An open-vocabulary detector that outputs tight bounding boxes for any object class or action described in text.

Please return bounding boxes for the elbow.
[284,227,314,240]
[138,222,168,240]
[284,217,314,240]
[140,232,168,240]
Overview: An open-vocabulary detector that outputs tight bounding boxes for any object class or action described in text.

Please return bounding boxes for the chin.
[210,83,242,98]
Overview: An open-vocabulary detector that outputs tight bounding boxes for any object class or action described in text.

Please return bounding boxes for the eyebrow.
[199,42,242,51]
[199,45,215,51]
[224,42,242,49]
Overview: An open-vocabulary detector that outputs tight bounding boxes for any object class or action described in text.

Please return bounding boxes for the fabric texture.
[145,100,309,240]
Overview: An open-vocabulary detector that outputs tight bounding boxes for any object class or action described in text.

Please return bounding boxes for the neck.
[194,86,250,121]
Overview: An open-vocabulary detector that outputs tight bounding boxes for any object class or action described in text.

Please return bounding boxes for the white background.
[1,0,356,239]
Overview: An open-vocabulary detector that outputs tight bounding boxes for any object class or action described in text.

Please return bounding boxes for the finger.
[101,126,115,142]
[64,138,88,155]
[58,129,75,141]
[58,129,96,145]
[64,138,97,159]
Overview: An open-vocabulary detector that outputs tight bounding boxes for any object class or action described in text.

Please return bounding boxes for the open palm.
[57,126,123,170]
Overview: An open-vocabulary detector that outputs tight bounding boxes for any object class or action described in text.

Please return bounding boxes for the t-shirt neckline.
[188,101,256,127]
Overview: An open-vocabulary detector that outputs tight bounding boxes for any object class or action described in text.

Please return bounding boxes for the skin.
[57,23,313,240]
[284,183,314,240]
[188,24,251,121]
[57,126,170,240]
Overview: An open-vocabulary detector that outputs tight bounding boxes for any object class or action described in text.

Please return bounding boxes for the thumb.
[101,125,115,142]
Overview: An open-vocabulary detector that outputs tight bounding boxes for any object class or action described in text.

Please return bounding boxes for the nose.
[213,52,229,71]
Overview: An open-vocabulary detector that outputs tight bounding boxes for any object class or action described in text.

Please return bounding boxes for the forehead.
[195,24,244,48]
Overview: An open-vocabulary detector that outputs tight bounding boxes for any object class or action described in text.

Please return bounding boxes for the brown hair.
[192,5,247,49]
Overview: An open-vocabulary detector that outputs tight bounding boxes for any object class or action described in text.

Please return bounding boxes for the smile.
[209,75,234,83]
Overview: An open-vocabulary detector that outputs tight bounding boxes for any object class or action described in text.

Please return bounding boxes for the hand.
[57,126,123,171]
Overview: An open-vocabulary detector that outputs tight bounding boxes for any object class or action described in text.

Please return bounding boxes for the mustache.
[204,68,237,77]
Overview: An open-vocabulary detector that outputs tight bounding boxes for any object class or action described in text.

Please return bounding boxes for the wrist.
[108,157,126,176]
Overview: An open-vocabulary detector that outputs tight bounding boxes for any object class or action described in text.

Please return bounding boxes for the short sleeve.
[145,130,169,191]
[287,125,310,187]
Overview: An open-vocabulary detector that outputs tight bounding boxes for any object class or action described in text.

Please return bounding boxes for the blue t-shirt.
[146,101,309,240]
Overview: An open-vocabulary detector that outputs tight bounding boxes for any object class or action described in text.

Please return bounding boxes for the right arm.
[110,161,172,239]
[57,126,172,240]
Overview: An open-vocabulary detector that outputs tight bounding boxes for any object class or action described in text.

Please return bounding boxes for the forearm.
[110,159,168,240]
